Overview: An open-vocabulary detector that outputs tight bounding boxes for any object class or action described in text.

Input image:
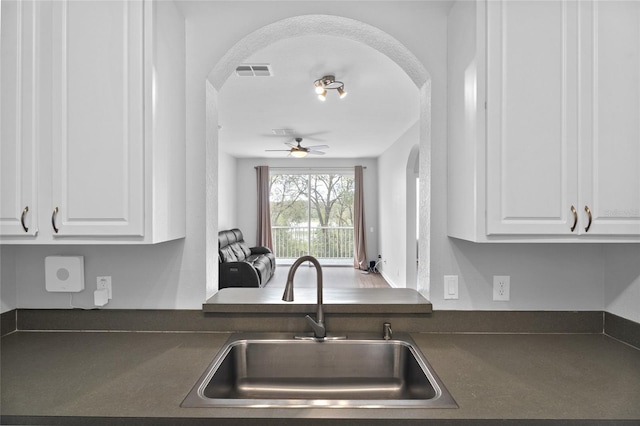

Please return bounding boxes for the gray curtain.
[256,166,273,250]
[353,165,367,270]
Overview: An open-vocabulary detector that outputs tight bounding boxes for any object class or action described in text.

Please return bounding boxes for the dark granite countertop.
[2,330,639,425]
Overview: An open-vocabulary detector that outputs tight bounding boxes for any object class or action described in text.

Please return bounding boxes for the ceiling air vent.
[272,129,294,136]
[235,64,272,77]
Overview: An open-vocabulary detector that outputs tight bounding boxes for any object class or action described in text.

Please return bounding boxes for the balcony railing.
[272,226,354,262]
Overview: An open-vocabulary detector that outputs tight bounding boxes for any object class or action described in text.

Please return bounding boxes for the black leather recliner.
[218,229,276,288]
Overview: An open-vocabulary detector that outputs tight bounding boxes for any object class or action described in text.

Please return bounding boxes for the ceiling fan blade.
[284,142,297,147]
[307,150,326,155]
[265,149,291,152]
[304,145,329,150]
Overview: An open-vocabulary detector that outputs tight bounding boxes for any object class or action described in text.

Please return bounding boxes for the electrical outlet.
[493,275,510,301]
[444,275,458,300]
[97,276,112,299]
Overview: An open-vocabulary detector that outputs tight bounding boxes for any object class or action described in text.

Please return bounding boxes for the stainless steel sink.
[181,333,458,408]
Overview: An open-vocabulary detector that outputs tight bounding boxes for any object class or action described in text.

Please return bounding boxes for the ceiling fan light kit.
[314,75,347,101]
[290,149,308,158]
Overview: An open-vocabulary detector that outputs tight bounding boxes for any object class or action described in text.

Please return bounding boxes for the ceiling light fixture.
[314,75,347,101]
[290,149,308,158]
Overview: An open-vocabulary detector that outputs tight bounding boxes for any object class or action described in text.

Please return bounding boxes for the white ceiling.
[218,34,420,159]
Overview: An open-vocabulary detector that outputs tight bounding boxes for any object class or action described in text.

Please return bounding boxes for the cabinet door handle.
[21,206,29,232]
[570,205,578,232]
[52,207,59,233]
[584,205,592,233]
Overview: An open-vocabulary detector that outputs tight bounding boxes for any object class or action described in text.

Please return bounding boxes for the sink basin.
[181,333,458,408]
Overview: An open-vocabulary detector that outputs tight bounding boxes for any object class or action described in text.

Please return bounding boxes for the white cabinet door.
[579,0,640,236]
[0,0,38,237]
[486,0,579,235]
[50,0,144,237]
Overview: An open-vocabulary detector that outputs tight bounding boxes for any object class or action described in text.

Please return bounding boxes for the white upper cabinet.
[0,0,186,244]
[448,0,640,242]
[0,1,38,237]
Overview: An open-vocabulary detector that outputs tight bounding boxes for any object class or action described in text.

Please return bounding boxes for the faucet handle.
[305,315,326,338]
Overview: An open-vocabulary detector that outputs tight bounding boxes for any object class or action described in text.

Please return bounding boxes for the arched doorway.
[205,14,432,298]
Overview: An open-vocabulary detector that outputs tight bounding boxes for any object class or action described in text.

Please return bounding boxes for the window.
[270,171,355,265]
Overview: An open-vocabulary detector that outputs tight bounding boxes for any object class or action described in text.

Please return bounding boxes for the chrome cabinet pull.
[21,206,29,232]
[584,205,592,232]
[570,205,578,232]
[52,207,59,233]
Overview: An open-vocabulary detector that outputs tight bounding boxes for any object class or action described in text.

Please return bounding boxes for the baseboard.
[1,309,17,337]
[15,309,210,333]
[378,270,399,288]
[10,308,612,335]
[7,308,638,350]
[604,312,640,349]
[422,310,603,334]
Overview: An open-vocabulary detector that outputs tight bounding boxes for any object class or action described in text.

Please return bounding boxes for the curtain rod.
[255,166,366,170]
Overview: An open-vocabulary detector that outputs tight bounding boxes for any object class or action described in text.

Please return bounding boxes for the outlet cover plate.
[493,275,510,301]
[97,276,112,299]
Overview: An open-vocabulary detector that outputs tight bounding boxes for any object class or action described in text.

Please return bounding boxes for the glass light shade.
[317,90,327,101]
[290,150,308,158]
[337,86,347,98]
[315,85,325,95]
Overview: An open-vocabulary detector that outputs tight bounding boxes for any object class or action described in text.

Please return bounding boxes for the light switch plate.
[444,275,458,300]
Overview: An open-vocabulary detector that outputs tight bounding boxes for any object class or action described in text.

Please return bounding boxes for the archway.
[205,14,432,298]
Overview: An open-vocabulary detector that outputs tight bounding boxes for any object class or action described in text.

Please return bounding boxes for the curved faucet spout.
[282,255,325,338]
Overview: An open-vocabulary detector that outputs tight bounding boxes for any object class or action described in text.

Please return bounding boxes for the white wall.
[5,241,205,309]
[1,247,17,312]
[434,240,606,311]
[604,244,640,323]
[205,82,219,301]
[234,157,379,261]
[218,150,238,230]
[378,122,420,288]
[1,1,637,324]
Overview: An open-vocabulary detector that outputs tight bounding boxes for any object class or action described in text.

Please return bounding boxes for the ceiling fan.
[265,137,329,158]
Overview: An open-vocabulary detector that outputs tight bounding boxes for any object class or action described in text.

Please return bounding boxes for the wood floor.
[265,264,391,289]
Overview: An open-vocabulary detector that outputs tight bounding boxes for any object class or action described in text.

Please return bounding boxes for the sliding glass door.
[270,170,355,265]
